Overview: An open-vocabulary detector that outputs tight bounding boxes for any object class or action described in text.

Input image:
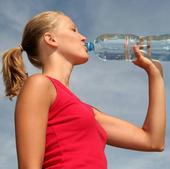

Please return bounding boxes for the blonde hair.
[1,11,64,100]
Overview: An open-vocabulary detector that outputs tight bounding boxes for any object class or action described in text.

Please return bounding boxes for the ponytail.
[1,11,65,100]
[1,47,28,100]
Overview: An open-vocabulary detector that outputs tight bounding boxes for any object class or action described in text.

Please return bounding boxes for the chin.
[74,54,89,65]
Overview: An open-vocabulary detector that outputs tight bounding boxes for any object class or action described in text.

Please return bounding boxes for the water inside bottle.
[86,34,170,61]
[95,39,125,60]
[148,38,170,61]
[94,34,138,61]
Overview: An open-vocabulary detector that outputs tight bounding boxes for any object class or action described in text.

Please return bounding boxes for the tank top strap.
[45,75,77,97]
[45,75,82,111]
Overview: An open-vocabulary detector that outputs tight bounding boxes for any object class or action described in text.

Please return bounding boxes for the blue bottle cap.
[85,42,94,52]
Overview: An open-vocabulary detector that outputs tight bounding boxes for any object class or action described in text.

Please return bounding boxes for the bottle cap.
[85,42,94,51]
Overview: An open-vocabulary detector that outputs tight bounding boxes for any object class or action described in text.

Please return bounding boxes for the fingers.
[131,45,140,64]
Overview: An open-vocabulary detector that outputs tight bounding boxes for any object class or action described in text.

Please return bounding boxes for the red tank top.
[42,76,108,169]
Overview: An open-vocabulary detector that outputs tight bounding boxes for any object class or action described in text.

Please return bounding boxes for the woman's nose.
[80,33,86,42]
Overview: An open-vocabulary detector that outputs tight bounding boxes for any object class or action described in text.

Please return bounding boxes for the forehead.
[58,15,76,27]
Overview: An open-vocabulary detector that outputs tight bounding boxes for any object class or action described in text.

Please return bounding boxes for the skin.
[15,15,166,169]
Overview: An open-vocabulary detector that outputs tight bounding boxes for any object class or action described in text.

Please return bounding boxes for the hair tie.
[18,45,24,52]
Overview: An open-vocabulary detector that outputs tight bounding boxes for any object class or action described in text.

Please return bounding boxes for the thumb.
[133,45,141,58]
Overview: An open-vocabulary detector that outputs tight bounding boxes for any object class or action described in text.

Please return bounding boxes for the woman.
[2,11,166,169]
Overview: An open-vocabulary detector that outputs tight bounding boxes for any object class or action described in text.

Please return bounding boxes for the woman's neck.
[42,57,73,88]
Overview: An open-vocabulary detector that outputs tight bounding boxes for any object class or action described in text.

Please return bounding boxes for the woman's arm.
[133,45,166,150]
[93,46,166,151]
[141,60,166,151]
[15,74,55,169]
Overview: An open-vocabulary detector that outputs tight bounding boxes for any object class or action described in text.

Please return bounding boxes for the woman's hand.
[132,45,163,77]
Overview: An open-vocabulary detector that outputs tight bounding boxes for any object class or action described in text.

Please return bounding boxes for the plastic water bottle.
[85,34,170,61]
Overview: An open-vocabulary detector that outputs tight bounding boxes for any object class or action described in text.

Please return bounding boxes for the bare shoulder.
[17,73,55,107]
[23,73,51,87]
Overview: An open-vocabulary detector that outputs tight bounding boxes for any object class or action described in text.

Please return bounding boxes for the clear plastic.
[86,34,170,61]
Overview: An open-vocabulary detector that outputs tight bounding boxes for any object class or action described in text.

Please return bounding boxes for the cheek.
[57,38,88,64]
[58,40,78,55]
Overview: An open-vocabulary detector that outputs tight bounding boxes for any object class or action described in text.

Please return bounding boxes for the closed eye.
[72,28,76,32]
[71,26,78,32]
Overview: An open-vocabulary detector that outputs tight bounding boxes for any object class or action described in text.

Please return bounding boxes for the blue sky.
[0,0,170,169]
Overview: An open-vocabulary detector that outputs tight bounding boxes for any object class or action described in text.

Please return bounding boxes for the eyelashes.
[72,28,76,32]
[71,27,78,32]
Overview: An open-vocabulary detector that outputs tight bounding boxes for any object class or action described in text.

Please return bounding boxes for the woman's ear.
[43,32,58,47]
